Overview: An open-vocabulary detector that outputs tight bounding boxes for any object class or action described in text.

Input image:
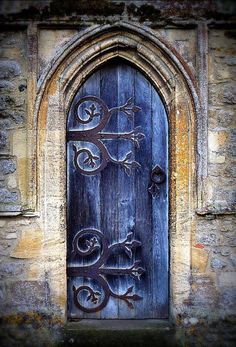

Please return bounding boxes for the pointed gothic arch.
[32,22,199,320]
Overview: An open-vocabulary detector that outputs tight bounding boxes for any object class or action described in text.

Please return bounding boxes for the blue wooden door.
[67,60,168,319]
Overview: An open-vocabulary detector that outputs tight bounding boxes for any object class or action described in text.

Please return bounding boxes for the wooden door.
[67,59,168,319]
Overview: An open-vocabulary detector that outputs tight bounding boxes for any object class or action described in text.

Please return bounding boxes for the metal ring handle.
[148,165,166,197]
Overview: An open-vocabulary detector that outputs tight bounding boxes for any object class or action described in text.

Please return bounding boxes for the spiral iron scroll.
[67,229,145,313]
[67,96,145,175]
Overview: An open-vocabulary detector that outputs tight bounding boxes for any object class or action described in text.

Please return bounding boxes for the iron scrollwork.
[67,96,145,176]
[67,229,145,313]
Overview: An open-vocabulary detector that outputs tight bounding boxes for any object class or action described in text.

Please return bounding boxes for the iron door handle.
[148,165,166,197]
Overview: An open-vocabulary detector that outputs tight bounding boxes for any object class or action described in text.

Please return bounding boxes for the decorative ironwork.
[67,96,145,175]
[148,164,166,197]
[67,229,145,313]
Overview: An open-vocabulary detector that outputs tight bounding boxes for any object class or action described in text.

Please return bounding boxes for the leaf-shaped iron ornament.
[67,96,145,176]
[117,97,142,121]
[67,229,145,313]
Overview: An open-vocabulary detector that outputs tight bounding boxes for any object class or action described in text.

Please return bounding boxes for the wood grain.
[67,60,168,319]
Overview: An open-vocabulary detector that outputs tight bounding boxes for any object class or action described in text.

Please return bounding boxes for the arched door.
[67,59,168,319]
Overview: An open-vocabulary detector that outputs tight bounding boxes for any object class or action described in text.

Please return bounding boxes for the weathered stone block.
[208,131,228,151]
[0,188,18,203]
[209,153,225,164]
[0,262,25,278]
[11,229,43,259]
[222,233,236,247]
[196,231,219,246]
[213,247,231,257]
[230,254,236,267]
[0,95,15,110]
[0,130,7,148]
[5,232,17,239]
[223,85,236,104]
[0,159,16,175]
[6,280,50,312]
[219,288,236,311]
[209,107,236,129]
[0,60,21,79]
[0,110,25,125]
[7,174,17,189]
[38,29,78,75]
[7,218,30,227]
[0,80,14,90]
[12,129,27,158]
[211,257,227,270]
[0,203,21,211]
[192,247,209,273]
[218,272,236,287]
[0,282,6,303]
[189,275,219,309]
[0,219,6,227]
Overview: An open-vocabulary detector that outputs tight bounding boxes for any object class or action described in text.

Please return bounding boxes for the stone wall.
[0,29,27,212]
[0,1,235,346]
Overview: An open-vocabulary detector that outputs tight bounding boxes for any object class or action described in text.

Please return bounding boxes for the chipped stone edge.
[196,207,236,216]
[0,211,40,217]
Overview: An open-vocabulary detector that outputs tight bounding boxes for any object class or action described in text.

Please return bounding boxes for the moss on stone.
[127,3,161,22]
[62,325,183,347]
[0,0,125,20]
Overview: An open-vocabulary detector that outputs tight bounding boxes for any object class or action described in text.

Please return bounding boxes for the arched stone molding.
[34,21,199,320]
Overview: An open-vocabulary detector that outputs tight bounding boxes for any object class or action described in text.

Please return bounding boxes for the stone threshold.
[63,320,184,347]
[67,319,172,330]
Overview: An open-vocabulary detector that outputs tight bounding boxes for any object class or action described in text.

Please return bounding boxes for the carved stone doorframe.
[34,21,199,320]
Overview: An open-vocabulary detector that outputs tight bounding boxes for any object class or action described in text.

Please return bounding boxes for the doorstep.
[62,320,184,347]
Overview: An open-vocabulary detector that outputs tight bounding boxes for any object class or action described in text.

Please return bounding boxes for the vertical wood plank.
[100,62,119,319]
[152,87,169,318]
[67,82,84,320]
[134,69,153,318]
[117,63,135,318]
[81,71,101,319]
[67,71,101,319]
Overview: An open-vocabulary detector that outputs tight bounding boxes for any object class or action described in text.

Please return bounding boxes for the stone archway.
[34,21,198,320]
